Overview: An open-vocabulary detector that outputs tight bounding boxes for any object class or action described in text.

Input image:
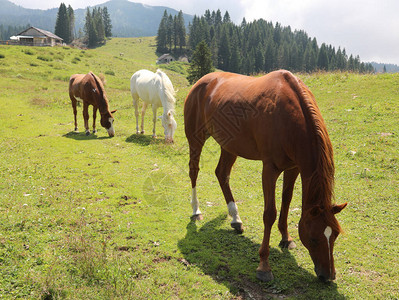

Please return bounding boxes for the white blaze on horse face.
[191,187,201,216]
[324,226,332,268]
[107,117,115,136]
[227,202,242,224]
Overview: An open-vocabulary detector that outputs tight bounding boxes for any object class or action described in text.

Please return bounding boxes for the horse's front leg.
[151,106,157,138]
[256,163,280,282]
[278,168,299,249]
[215,148,243,233]
[92,107,97,134]
[83,102,90,135]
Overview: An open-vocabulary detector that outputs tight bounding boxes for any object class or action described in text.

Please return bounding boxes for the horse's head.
[100,109,117,137]
[298,202,347,282]
[162,110,177,143]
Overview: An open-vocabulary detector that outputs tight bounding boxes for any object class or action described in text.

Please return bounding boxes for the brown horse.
[69,72,116,137]
[184,70,347,282]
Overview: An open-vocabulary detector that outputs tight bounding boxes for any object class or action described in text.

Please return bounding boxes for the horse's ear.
[332,202,347,215]
[309,206,322,217]
[111,110,117,114]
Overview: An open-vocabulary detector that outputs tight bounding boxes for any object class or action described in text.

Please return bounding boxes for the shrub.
[105,70,115,76]
[37,55,53,62]
[23,49,35,55]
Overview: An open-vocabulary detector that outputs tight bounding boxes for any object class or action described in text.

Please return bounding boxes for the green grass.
[0,38,398,299]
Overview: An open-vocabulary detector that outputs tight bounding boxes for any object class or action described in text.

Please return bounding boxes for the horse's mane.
[284,72,342,233]
[90,72,109,113]
[156,69,176,114]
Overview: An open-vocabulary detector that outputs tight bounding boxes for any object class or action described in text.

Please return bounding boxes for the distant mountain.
[0,0,193,38]
[370,62,399,73]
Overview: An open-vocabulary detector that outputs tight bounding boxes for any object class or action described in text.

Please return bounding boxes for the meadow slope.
[0,38,398,299]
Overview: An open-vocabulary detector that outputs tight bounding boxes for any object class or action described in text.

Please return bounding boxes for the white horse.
[130,69,177,143]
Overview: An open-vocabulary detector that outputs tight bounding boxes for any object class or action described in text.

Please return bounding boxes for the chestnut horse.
[69,72,116,137]
[184,70,347,282]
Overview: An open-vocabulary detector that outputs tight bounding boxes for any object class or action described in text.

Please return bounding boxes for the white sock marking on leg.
[191,187,201,216]
[227,202,242,224]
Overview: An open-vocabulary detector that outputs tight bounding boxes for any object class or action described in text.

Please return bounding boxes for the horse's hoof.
[231,222,244,234]
[256,270,274,282]
[190,214,203,221]
[85,131,90,136]
[74,127,78,132]
[279,240,296,250]
[140,131,145,134]
[92,130,97,134]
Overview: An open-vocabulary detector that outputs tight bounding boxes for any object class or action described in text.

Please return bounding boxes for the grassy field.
[0,37,398,299]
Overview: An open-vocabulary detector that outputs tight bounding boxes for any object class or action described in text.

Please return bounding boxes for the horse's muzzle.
[315,267,336,282]
[165,137,174,143]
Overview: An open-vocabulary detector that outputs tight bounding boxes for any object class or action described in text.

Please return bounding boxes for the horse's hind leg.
[70,96,78,131]
[215,148,243,233]
[140,102,148,134]
[188,135,206,221]
[278,168,299,250]
[132,94,141,134]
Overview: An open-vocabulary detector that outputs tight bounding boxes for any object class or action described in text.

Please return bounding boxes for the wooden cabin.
[11,27,63,47]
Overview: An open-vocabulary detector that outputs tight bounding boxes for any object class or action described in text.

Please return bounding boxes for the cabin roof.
[16,27,63,41]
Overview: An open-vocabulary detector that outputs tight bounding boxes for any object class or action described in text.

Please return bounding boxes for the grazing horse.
[130,69,177,143]
[69,72,116,137]
[184,70,347,282]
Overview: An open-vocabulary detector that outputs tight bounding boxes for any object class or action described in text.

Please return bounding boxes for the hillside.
[0,0,193,37]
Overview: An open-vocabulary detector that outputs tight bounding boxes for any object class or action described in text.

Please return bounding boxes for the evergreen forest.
[157,9,375,74]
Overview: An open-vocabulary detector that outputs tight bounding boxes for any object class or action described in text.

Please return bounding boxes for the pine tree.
[156,10,168,53]
[55,3,70,44]
[67,5,75,43]
[84,8,98,48]
[93,7,105,45]
[187,41,215,84]
[102,7,112,38]
[167,14,174,51]
[176,11,186,51]
[218,27,231,70]
[317,43,329,71]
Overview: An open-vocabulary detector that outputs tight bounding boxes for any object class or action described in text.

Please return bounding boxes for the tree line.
[157,9,374,74]
[0,24,28,41]
[156,10,186,53]
[54,3,112,48]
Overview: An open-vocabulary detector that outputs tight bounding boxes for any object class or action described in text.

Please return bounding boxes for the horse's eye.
[310,238,319,246]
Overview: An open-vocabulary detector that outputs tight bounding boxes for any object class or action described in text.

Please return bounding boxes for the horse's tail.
[156,69,176,112]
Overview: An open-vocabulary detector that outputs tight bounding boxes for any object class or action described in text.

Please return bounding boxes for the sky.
[9,0,399,65]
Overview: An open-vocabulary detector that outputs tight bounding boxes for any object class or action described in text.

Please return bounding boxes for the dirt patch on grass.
[31,97,52,107]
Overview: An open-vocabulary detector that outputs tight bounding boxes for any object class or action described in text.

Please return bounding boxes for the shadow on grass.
[178,214,345,299]
[63,131,110,140]
[125,134,163,146]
